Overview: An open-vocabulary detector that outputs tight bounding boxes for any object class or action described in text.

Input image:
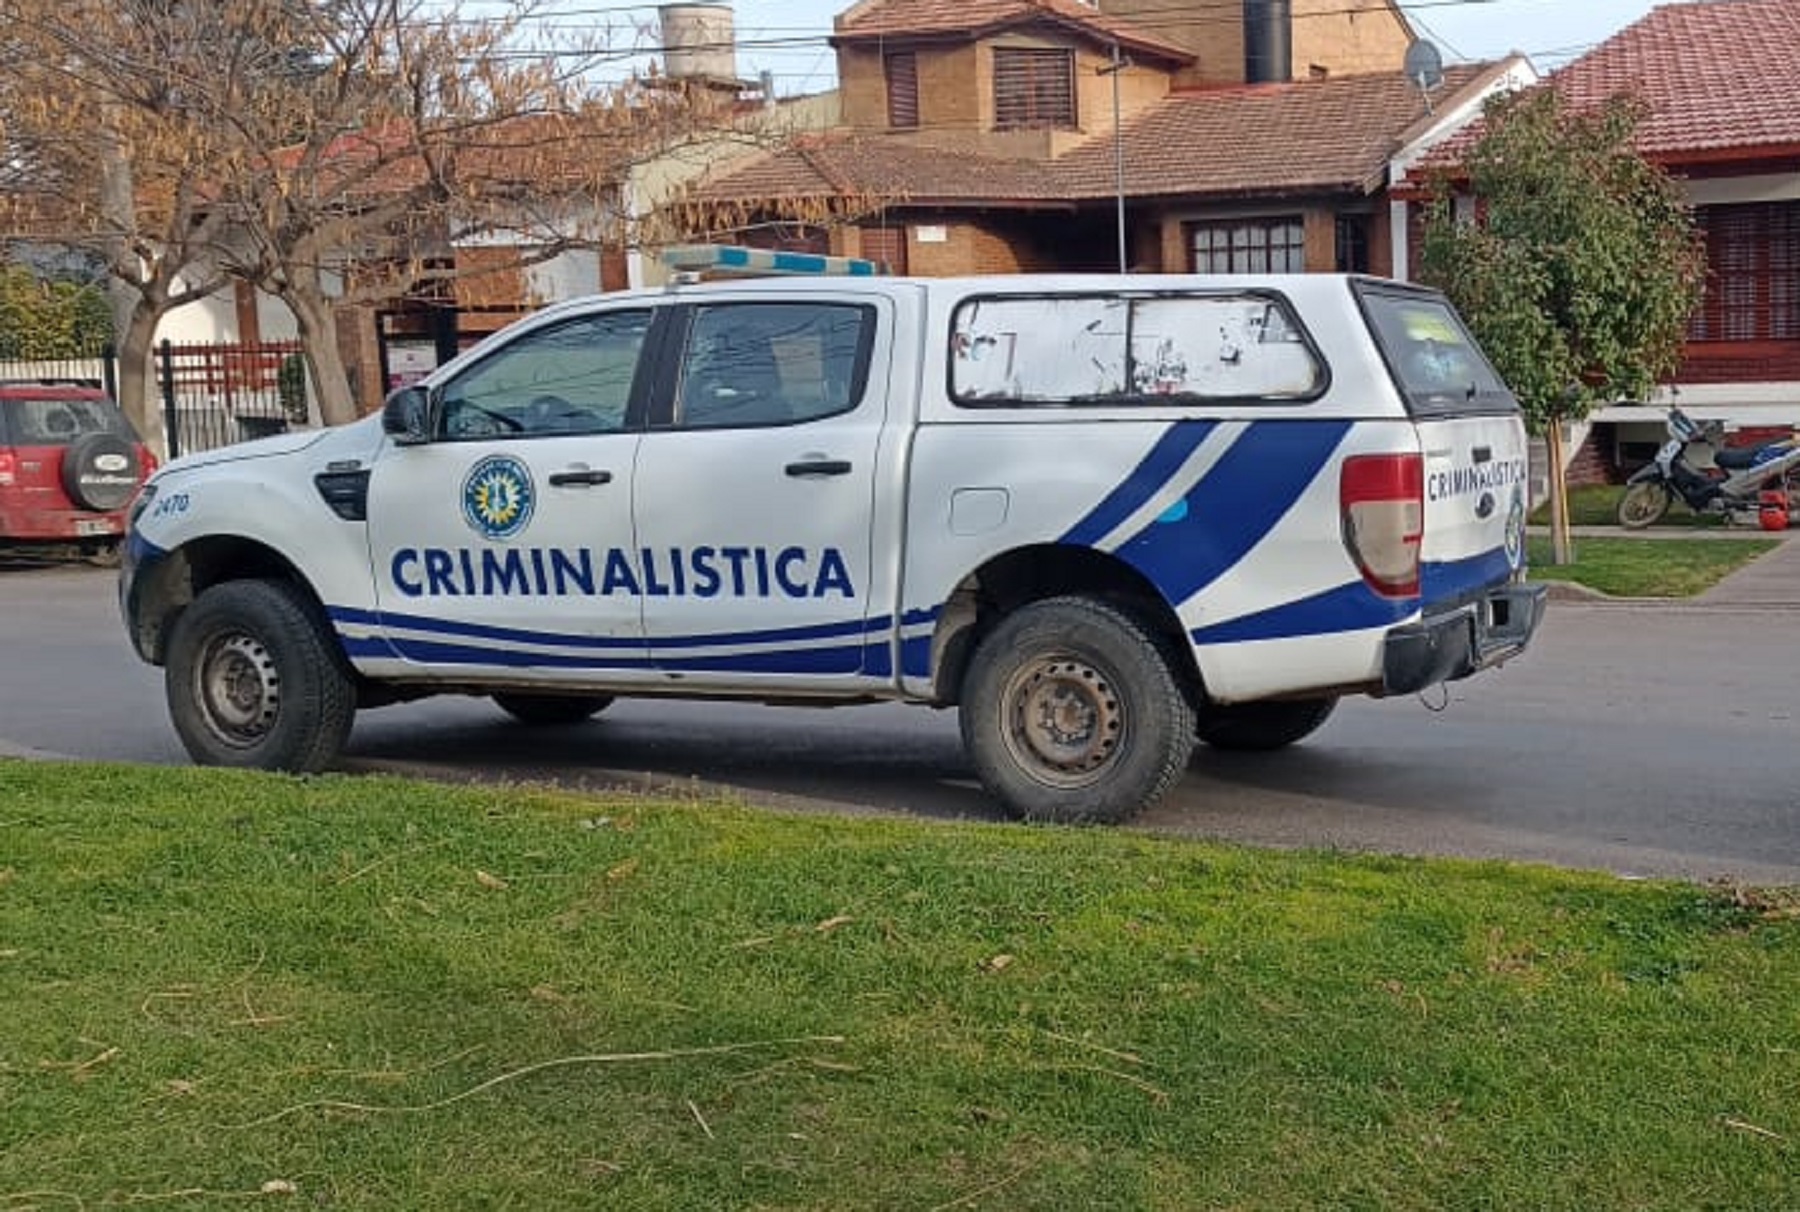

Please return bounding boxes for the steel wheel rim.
[999,653,1124,790]
[193,630,281,748]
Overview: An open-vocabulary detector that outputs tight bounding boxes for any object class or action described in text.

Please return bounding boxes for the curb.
[0,739,76,761]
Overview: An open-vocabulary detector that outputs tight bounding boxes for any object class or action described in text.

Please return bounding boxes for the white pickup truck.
[121,268,1544,823]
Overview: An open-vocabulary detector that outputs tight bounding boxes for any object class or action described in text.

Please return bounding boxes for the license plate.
[75,518,120,536]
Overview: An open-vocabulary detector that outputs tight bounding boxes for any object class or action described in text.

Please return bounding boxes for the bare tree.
[0,4,240,439]
[2,0,795,429]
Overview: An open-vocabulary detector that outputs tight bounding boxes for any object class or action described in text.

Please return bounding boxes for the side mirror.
[381,385,431,446]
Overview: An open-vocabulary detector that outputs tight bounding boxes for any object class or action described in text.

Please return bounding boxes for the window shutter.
[886,53,918,129]
[993,48,1074,130]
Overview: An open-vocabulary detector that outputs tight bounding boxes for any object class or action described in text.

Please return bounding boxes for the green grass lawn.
[1529,483,1732,529]
[1528,535,1778,597]
[2,763,1795,1210]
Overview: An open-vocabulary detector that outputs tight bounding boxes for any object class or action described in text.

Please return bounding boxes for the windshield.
[1357,288,1516,417]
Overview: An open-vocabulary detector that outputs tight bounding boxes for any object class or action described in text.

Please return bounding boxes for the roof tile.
[1056,65,1490,198]
[689,64,1493,207]
[1552,0,1800,157]
[834,0,1193,64]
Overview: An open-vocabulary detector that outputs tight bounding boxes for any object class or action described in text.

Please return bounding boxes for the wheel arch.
[129,535,331,666]
[927,542,1203,708]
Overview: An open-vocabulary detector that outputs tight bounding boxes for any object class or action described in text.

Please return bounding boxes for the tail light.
[1340,452,1423,598]
[139,446,159,479]
[0,449,14,487]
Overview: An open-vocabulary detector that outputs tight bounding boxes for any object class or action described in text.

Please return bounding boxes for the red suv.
[0,381,157,562]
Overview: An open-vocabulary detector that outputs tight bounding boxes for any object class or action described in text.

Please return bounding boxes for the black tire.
[1195,697,1337,752]
[959,596,1195,825]
[60,433,141,512]
[1617,481,1671,529]
[164,579,356,772]
[491,693,614,725]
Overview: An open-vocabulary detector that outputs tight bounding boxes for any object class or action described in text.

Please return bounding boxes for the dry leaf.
[607,858,640,882]
[260,1179,297,1195]
[475,869,509,890]
[983,954,1015,973]
[815,915,854,933]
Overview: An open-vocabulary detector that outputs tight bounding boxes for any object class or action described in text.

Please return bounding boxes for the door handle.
[548,468,613,487]
[785,459,853,477]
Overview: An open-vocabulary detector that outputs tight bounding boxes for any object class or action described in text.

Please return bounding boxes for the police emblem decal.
[462,454,535,540]
[1503,486,1527,569]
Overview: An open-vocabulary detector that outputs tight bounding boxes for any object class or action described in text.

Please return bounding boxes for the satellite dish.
[1404,39,1445,91]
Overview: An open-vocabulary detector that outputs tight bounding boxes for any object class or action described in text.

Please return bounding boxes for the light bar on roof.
[660,244,887,278]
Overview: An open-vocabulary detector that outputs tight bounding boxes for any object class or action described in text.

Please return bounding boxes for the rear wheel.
[491,693,613,725]
[960,596,1194,825]
[1617,481,1671,529]
[1195,697,1337,751]
[164,579,356,772]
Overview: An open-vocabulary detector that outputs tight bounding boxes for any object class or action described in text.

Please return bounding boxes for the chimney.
[1242,0,1292,84]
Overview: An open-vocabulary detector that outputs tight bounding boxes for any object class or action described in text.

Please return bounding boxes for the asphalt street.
[2,555,1797,885]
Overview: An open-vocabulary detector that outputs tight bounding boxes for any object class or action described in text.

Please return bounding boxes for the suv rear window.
[0,394,134,444]
[1356,287,1517,417]
[949,292,1326,406]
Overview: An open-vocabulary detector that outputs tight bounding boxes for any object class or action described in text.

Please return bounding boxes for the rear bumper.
[0,504,125,541]
[1382,582,1547,695]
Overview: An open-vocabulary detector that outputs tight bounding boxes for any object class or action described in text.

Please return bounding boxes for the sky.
[483,0,1672,96]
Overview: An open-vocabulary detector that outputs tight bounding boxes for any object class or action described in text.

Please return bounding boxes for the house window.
[885,52,918,129]
[1335,215,1370,274]
[1691,201,1800,341]
[1189,218,1306,273]
[993,47,1075,130]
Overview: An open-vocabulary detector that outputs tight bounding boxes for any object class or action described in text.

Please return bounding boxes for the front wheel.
[164,579,356,772]
[959,596,1195,825]
[491,693,614,725]
[1617,480,1672,529]
[1195,697,1337,752]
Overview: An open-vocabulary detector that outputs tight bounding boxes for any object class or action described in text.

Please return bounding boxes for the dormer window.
[885,52,919,129]
[993,47,1076,130]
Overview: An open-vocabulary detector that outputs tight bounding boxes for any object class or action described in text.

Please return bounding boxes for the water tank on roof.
[659,3,738,84]
[1243,0,1293,84]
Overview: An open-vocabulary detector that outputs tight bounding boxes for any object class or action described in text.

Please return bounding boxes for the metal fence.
[0,348,116,398]
[0,340,308,459]
[156,339,305,458]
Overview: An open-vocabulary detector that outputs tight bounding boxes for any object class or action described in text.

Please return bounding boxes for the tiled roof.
[689,64,1496,208]
[685,133,1066,205]
[1551,0,1800,158]
[1056,64,1492,198]
[833,0,1193,65]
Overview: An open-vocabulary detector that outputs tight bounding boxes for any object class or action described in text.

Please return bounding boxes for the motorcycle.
[1616,405,1800,528]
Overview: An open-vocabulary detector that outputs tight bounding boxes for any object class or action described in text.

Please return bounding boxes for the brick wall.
[905,220,1052,276]
[1292,0,1413,78]
[1564,426,1615,486]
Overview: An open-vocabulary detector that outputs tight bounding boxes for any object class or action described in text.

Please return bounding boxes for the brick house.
[673,0,1531,282]
[1411,0,1800,480]
[1569,0,1800,475]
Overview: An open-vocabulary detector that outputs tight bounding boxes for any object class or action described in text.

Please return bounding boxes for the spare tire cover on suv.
[61,432,143,512]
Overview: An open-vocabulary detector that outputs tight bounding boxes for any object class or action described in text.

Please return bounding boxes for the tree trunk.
[97,96,145,423]
[116,301,162,455]
[1546,417,1574,566]
[282,283,359,426]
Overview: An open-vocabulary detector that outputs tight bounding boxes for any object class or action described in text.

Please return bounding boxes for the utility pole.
[1099,44,1129,273]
